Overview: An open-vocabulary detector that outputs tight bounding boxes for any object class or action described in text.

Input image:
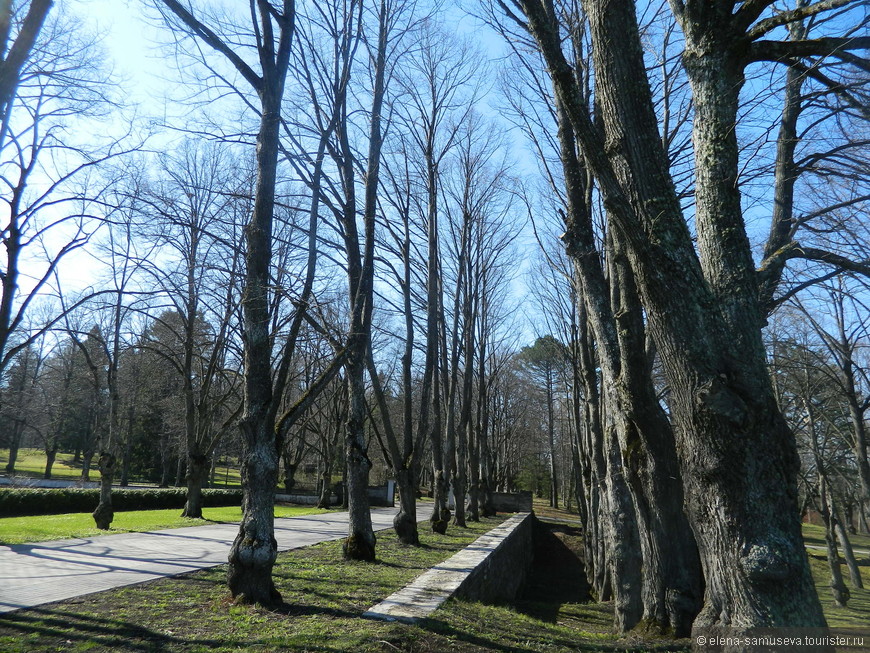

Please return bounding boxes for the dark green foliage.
[0,487,242,517]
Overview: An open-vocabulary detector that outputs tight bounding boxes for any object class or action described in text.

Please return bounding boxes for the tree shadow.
[515,519,591,623]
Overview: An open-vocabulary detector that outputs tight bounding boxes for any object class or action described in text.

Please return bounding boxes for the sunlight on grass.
[0,448,101,481]
[802,523,870,628]
[1,448,246,487]
[0,505,329,545]
[0,516,506,652]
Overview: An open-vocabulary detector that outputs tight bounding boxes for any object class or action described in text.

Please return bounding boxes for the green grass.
[208,462,242,487]
[0,505,328,545]
[802,523,870,628]
[0,510,867,652]
[0,448,102,481]
[0,516,570,653]
[1,447,246,487]
[803,522,870,552]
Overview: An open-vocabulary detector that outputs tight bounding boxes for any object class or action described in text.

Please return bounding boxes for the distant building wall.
[368,480,396,507]
[491,491,533,513]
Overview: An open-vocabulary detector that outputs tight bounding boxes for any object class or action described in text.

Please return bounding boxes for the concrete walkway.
[0,507,417,614]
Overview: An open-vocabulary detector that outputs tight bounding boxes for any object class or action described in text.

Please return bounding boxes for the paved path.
[805,543,870,557]
[0,507,416,614]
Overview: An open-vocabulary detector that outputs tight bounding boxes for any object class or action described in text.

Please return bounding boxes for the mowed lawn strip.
[1,448,243,487]
[0,515,548,653]
[0,505,328,545]
[802,523,870,629]
[0,449,102,482]
[1,510,867,652]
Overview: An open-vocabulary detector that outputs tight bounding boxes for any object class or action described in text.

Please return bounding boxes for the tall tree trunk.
[820,477,849,607]
[182,451,208,518]
[226,71,285,608]
[425,146,449,534]
[516,0,826,632]
[466,420,480,522]
[119,427,131,487]
[92,452,115,529]
[174,454,185,487]
[43,447,57,480]
[833,503,864,590]
[545,373,558,509]
[394,467,418,544]
[4,425,21,474]
[81,448,93,483]
[156,0,296,607]
[477,329,495,518]
[343,345,376,560]
[845,394,870,529]
[552,70,702,631]
[609,237,703,636]
[601,409,643,632]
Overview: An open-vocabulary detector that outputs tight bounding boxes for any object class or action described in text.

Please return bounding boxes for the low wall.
[364,512,534,622]
[490,491,533,513]
[0,476,96,489]
[368,480,396,507]
[275,492,338,506]
[455,512,534,603]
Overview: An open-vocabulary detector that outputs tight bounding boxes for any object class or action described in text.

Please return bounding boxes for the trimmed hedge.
[0,487,243,517]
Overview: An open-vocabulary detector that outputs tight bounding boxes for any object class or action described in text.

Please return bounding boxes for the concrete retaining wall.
[454,511,534,603]
[364,512,535,623]
[368,480,396,507]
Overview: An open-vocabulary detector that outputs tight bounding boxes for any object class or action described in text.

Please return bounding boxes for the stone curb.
[363,512,533,623]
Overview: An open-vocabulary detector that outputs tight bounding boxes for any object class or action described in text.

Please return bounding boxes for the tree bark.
[833,504,864,590]
[182,452,208,518]
[515,0,827,632]
[4,427,20,473]
[227,56,285,609]
[820,477,849,607]
[393,467,419,545]
[600,405,643,632]
[43,447,57,479]
[92,452,115,530]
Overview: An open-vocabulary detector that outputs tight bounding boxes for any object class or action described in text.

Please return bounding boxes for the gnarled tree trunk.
[92,452,115,530]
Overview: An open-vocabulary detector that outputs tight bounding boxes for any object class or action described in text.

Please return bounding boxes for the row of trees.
[486,0,868,640]
[0,0,569,594]
[1,0,868,642]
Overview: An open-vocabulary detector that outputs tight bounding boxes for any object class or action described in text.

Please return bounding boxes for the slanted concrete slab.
[363,512,533,623]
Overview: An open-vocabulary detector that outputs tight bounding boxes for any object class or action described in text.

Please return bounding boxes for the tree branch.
[748,36,870,65]
[158,0,263,92]
[745,0,856,42]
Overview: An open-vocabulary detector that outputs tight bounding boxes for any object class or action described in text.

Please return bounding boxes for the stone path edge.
[362,512,534,624]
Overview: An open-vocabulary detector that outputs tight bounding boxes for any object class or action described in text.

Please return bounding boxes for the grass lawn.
[0,505,329,545]
[0,515,617,653]
[0,505,867,652]
[0,448,101,482]
[802,523,870,629]
[1,448,245,487]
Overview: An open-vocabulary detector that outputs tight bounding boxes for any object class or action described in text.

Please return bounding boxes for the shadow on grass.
[0,607,231,652]
[516,519,591,624]
[417,613,666,653]
[0,599,361,652]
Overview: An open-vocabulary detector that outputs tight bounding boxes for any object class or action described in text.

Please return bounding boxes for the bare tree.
[136,141,247,518]
[492,0,867,633]
[0,2,125,375]
[154,0,297,604]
